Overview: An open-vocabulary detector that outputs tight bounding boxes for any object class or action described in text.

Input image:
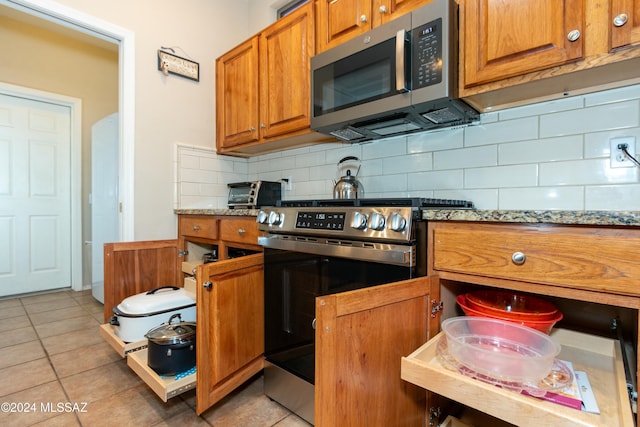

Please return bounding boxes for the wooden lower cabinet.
[315,276,440,426]
[101,215,265,415]
[195,253,264,415]
[400,221,640,426]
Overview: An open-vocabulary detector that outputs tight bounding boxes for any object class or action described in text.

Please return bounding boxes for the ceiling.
[0,3,118,52]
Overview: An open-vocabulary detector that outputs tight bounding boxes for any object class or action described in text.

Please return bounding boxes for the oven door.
[263,247,415,384]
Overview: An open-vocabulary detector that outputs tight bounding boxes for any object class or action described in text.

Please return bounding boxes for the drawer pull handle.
[192,225,200,231]
[511,252,526,265]
[238,228,246,235]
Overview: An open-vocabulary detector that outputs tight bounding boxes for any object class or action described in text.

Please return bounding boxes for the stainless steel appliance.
[227,180,281,209]
[310,0,479,143]
[257,197,473,424]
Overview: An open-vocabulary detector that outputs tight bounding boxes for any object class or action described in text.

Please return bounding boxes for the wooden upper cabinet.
[611,0,640,49]
[216,2,325,156]
[316,0,372,52]
[216,37,260,148]
[462,0,584,87]
[259,2,314,139]
[316,0,428,53]
[372,0,428,27]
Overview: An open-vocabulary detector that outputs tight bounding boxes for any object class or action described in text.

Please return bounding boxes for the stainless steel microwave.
[310,0,479,142]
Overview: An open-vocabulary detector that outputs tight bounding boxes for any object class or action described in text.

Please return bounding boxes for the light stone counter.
[421,210,640,227]
[174,208,259,216]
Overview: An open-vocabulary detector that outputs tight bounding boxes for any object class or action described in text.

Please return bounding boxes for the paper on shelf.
[576,370,600,414]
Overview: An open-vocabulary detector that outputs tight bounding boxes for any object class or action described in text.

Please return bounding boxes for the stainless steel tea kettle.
[333,156,364,199]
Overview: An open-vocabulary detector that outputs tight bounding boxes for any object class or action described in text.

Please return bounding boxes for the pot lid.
[145,314,196,344]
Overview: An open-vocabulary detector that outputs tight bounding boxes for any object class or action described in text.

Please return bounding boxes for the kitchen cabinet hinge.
[431,300,443,318]
[428,406,441,426]
[178,250,188,258]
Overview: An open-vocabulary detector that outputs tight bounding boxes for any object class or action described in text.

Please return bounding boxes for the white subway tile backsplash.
[464,117,539,147]
[498,96,584,121]
[408,170,463,191]
[499,135,583,165]
[176,85,640,211]
[540,158,639,186]
[540,100,639,137]
[407,127,464,153]
[465,164,539,188]
[434,145,497,170]
[499,187,584,210]
[585,184,640,210]
[384,152,432,174]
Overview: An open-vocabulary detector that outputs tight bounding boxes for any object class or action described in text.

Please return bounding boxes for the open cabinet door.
[315,276,439,426]
[103,240,179,322]
[196,253,265,415]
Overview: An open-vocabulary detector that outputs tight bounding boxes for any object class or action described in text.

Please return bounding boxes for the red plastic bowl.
[456,294,562,335]
[465,290,559,321]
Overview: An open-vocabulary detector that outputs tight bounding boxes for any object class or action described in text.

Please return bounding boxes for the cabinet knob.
[379,5,387,13]
[613,13,629,27]
[511,251,526,265]
[203,281,213,290]
[260,123,266,129]
[238,228,246,235]
[567,29,581,42]
[192,225,200,231]
[312,318,316,330]
[360,14,368,23]
[249,126,256,132]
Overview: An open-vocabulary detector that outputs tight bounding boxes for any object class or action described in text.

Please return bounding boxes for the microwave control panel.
[412,18,443,89]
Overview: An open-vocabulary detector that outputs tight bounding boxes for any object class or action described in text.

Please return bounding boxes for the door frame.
[1,0,135,243]
[0,82,82,291]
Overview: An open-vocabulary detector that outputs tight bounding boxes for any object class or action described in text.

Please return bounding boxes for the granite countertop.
[175,208,260,216]
[421,210,640,227]
[174,208,640,227]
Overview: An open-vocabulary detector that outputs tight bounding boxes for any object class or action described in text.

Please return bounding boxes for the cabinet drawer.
[430,222,640,296]
[401,329,633,427]
[220,218,259,246]
[127,348,196,401]
[179,216,218,239]
[99,324,147,358]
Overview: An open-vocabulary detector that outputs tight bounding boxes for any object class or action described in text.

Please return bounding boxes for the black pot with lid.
[145,313,196,375]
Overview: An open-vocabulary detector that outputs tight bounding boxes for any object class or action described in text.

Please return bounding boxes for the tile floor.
[0,289,310,427]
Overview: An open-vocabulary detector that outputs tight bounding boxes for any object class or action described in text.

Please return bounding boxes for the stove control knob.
[368,212,385,231]
[256,211,269,224]
[268,211,283,226]
[351,211,368,230]
[388,213,407,232]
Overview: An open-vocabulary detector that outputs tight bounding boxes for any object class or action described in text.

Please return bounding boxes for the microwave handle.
[395,29,409,93]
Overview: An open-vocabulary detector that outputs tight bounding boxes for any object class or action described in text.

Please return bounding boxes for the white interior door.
[91,113,119,303]
[0,93,72,296]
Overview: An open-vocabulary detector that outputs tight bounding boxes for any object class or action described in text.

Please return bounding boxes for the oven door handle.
[258,235,414,267]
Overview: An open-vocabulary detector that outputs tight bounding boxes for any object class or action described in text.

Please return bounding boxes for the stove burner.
[276,197,473,209]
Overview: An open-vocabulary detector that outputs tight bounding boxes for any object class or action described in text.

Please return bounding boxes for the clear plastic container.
[441,316,561,384]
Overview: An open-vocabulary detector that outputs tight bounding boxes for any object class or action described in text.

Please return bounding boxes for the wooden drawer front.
[220,218,259,245]
[430,223,640,296]
[179,216,218,239]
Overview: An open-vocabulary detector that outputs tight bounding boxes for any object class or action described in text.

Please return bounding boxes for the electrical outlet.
[283,176,293,191]
[610,137,636,168]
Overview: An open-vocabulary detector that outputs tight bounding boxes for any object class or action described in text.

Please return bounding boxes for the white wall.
[177,83,640,211]
[49,0,251,240]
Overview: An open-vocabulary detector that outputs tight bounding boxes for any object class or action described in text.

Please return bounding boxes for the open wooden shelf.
[401,328,634,427]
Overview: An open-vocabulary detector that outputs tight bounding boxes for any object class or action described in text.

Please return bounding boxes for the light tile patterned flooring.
[0,289,309,427]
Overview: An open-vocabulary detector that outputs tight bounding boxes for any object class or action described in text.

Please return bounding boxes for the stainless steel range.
[257,198,472,425]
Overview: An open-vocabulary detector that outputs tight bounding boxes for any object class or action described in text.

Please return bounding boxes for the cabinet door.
[316,0,372,53]
[611,0,640,48]
[103,240,179,322]
[372,0,427,27]
[260,2,314,139]
[216,37,260,149]
[315,276,439,426]
[195,253,264,415]
[462,0,584,87]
